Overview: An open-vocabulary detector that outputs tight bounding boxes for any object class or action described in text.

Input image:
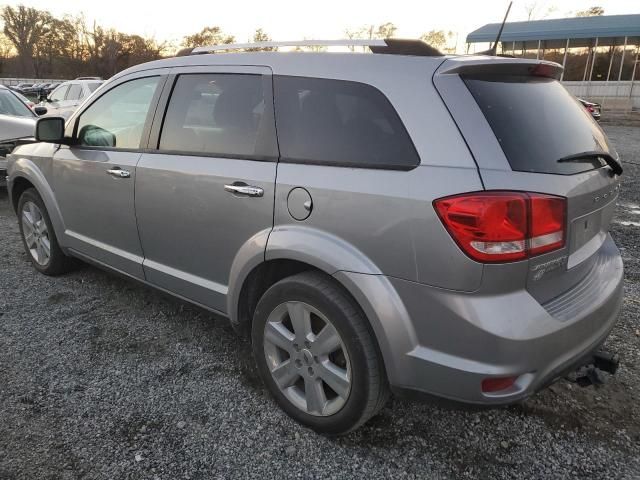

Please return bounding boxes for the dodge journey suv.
[7,39,623,435]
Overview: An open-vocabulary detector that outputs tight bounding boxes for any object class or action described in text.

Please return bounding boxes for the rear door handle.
[106,168,131,178]
[224,183,264,197]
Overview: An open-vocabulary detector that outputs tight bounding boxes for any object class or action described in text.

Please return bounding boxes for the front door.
[52,75,165,278]
[135,67,278,313]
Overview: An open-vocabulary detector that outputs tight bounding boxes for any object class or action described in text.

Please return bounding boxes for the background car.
[0,85,38,186]
[42,78,103,119]
[8,82,34,93]
[578,98,602,121]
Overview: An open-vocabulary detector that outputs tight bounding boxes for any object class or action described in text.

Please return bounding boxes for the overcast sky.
[4,0,639,50]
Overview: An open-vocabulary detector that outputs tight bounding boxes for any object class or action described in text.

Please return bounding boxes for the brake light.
[434,191,566,263]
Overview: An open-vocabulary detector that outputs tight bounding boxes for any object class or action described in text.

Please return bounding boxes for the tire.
[252,271,389,435]
[17,188,76,275]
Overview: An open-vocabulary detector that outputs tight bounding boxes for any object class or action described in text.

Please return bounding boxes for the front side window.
[50,85,69,102]
[76,76,160,149]
[274,76,420,169]
[159,73,276,159]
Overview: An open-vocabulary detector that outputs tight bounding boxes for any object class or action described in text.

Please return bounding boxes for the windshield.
[464,75,613,175]
[0,90,34,117]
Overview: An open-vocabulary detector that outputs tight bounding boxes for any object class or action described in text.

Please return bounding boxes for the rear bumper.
[341,234,623,405]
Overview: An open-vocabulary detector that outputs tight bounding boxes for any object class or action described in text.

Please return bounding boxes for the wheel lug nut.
[293,343,300,352]
[313,356,319,363]
[295,359,302,368]
[304,341,311,348]
[308,367,314,376]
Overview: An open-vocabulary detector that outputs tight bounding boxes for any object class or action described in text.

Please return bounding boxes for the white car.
[0,85,37,186]
[42,77,104,119]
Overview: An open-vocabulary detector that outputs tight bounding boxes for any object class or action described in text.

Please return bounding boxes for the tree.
[245,28,276,52]
[344,22,397,51]
[420,30,454,51]
[575,6,604,17]
[523,2,558,21]
[1,5,51,75]
[182,26,235,48]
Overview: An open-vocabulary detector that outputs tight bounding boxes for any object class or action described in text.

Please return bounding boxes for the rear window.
[274,76,419,169]
[464,75,613,175]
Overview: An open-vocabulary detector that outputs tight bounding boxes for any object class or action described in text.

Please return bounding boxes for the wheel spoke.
[287,302,312,341]
[304,376,327,415]
[35,220,47,234]
[264,321,295,353]
[35,241,45,263]
[40,236,51,259]
[313,323,341,356]
[318,361,350,399]
[270,360,299,389]
[22,210,35,231]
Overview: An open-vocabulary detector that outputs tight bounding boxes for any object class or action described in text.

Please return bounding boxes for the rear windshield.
[464,75,613,175]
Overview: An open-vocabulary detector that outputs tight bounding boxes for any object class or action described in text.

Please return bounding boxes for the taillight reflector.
[481,376,518,393]
[434,191,566,263]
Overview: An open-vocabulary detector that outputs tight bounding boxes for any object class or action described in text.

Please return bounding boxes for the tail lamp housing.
[434,191,566,263]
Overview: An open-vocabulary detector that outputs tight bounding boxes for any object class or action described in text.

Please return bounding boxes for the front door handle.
[106,168,131,178]
[224,183,264,197]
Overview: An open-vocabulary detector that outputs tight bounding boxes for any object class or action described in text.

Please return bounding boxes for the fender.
[8,154,67,247]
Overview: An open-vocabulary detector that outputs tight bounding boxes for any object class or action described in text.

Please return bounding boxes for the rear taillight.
[434,191,566,263]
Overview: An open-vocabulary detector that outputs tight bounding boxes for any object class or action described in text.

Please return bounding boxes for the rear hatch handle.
[557,151,623,176]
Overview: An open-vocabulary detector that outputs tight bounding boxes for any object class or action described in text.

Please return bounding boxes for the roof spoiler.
[436,58,563,79]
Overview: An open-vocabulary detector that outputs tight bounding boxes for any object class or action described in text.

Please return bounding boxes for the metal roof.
[467,14,640,47]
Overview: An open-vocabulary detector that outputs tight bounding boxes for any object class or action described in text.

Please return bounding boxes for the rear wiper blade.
[557,151,623,176]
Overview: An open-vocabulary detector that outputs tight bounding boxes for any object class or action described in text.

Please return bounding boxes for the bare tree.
[575,6,604,17]
[182,26,235,49]
[245,28,276,51]
[523,2,558,21]
[1,5,51,75]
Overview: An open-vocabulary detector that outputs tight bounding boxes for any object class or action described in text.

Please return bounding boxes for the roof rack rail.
[185,39,444,57]
[75,76,102,80]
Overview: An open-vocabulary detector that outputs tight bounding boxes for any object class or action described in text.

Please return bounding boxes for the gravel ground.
[1,125,639,480]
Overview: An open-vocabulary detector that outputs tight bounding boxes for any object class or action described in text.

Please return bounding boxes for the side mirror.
[34,105,48,116]
[35,117,65,143]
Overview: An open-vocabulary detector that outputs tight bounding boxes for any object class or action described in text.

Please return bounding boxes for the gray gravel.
[1,124,639,479]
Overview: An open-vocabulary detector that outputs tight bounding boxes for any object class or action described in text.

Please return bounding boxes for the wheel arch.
[227,226,416,385]
[9,163,66,242]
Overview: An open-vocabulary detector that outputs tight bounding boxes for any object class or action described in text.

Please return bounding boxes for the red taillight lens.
[434,191,566,263]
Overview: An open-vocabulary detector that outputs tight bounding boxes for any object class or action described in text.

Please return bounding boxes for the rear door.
[135,66,278,313]
[434,60,621,302]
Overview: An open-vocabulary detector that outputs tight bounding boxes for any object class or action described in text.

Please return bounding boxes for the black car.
[578,98,601,121]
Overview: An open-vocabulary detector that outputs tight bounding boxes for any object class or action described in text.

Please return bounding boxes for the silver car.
[6,40,624,435]
[41,77,103,119]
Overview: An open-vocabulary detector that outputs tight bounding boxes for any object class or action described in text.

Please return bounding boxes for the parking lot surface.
[1,124,639,480]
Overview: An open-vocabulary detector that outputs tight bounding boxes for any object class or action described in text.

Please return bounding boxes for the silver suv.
[6,40,624,435]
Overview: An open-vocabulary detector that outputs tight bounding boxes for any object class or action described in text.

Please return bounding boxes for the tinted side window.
[66,84,82,100]
[50,85,69,102]
[159,73,277,159]
[274,76,419,169]
[76,76,160,149]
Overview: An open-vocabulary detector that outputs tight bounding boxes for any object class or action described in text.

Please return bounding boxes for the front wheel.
[17,188,76,275]
[252,271,389,435]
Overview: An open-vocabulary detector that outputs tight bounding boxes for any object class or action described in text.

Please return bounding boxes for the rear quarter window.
[464,75,614,175]
[274,76,420,169]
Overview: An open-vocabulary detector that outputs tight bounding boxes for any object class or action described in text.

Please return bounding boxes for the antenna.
[490,1,513,55]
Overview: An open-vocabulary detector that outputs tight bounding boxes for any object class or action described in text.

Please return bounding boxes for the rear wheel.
[252,271,389,435]
[18,188,76,275]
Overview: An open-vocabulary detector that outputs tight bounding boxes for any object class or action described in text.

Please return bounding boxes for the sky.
[3,0,639,52]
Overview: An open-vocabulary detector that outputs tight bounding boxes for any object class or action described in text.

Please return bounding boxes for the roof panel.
[467,14,640,43]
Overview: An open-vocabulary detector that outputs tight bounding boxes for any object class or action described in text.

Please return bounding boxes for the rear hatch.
[433,58,621,304]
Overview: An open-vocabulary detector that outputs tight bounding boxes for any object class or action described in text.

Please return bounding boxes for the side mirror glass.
[34,105,48,116]
[35,117,65,143]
